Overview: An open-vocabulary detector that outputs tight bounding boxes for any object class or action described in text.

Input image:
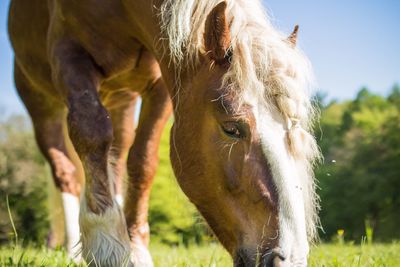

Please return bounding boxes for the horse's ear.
[204,1,231,65]
[287,25,299,47]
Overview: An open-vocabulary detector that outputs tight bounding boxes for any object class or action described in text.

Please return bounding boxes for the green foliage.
[0,115,209,246]
[0,115,49,245]
[316,85,400,241]
[148,123,209,245]
[388,83,400,107]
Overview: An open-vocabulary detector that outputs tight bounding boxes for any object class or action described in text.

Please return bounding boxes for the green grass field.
[1,242,399,267]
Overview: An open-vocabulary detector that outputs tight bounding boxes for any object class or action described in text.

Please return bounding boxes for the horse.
[8,0,320,266]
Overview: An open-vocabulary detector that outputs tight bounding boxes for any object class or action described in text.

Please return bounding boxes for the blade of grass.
[6,195,18,246]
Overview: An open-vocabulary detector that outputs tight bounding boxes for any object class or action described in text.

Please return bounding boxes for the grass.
[309,242,400,267]
[1,242,399,267]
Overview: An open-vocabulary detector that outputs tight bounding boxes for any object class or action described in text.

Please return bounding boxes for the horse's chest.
[100,48,162,93]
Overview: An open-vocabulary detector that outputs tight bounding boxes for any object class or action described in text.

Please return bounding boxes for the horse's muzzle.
[234,247,288,267]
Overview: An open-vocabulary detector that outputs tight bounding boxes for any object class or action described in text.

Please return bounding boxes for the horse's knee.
[67,96,113,157]
[48,148,80,195]
[67,95,116,213]
[50,42,112,156]
[127,152,158,188]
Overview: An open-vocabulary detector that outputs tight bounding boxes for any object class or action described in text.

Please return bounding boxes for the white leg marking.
[130,223,154,267]
[61,192,81,262]
[245,89,309,266]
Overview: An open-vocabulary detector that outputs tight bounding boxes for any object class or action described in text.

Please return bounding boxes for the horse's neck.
[124,0,189,96]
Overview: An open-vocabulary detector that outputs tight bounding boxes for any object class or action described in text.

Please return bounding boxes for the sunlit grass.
[309,242,400,267]
[1,242,399,266]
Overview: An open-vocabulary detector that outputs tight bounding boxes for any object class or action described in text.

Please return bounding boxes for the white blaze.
[248,93,309,266]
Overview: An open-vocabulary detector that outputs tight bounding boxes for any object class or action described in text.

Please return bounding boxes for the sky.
[0,0,399,116]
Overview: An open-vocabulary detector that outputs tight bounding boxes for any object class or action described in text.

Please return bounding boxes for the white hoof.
[80,200,134,267]
[68,242,82,263]
[130,238,154,267]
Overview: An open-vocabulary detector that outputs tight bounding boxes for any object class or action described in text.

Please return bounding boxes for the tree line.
[315,84,400,241]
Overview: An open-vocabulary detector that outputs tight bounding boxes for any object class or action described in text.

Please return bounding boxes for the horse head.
[163,1,320,266]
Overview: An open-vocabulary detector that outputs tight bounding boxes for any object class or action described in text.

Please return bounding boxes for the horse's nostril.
[262,248,286,267]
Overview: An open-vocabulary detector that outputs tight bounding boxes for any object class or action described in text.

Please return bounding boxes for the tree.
[388,83,400,108]
[316,87,400,241]
[0,115,49,244]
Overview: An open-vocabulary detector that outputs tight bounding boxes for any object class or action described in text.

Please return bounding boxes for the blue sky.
[0,0,399,115]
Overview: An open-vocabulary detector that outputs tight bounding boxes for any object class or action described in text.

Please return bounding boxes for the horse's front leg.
[107,92,140,207]
[124,78,172,266]
[50,40,133,267]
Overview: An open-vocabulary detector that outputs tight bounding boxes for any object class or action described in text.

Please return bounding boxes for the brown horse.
[8,0,320,266]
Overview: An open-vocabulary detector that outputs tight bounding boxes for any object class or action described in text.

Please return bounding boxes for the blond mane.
[160,0,321,241]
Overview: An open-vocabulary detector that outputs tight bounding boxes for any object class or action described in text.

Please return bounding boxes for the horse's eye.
[221,122,244,139]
